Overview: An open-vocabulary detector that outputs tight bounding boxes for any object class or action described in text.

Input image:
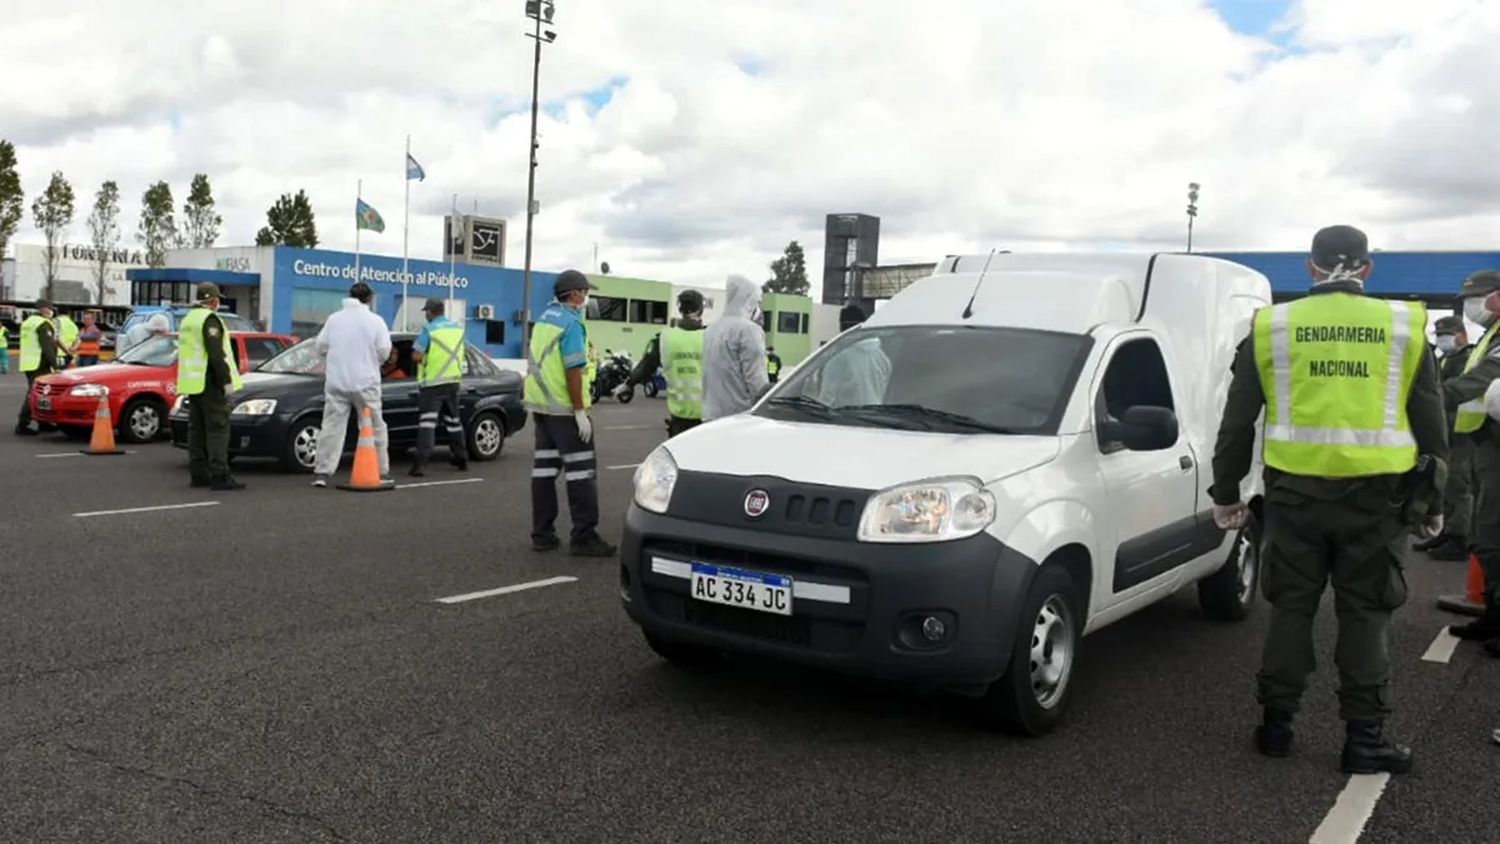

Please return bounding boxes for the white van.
[621,253,1273,734]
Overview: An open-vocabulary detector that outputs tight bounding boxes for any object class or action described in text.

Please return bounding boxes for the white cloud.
[1,0,1497,299]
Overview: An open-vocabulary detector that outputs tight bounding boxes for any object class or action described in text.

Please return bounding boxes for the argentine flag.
[406,153,426,181]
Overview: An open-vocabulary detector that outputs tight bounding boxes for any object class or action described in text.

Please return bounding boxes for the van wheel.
[977,565,1080,736]
[1198,517,1261,622]
[643,631,721,670]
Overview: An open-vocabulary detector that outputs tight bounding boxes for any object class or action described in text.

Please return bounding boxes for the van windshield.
[758,325,1091,435]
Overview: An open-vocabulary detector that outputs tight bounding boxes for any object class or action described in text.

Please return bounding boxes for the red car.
[29,332,297,442]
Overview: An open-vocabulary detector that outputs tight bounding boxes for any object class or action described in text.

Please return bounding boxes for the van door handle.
[1179,455,1195,472]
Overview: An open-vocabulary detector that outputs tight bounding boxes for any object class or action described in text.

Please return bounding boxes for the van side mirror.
[1100,406,1178,452]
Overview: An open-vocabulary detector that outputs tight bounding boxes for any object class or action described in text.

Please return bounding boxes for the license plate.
[36,397,51,410]
[690,563,793,616]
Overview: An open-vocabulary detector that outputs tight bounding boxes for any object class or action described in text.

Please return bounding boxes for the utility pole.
[521,0,557,348]
[1186,182,1200,253]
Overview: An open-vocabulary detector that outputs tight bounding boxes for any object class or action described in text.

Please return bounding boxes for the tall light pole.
[521,0,557,346]
[1186,182,1200,253]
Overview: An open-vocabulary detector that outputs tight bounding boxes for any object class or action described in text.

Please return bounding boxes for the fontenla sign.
[290,258,470,289]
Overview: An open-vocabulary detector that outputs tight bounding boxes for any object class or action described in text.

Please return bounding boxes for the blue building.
[127,245,562,358]
[1208,251,1500,304]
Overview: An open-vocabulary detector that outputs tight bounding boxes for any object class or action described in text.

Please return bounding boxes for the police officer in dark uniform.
[1212,225,1448,774]
[1420,315,1478,559]
[14,300,58,436]
[177,283,244,491]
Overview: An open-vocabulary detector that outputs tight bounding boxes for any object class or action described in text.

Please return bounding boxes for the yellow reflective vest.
[418,322,466,387]
[524,309,591,415]
[19,315,49,373]
[1253,292,1426,478]
[661,326,705,420]
[1454,322,1500,434]
[176,308,243,396]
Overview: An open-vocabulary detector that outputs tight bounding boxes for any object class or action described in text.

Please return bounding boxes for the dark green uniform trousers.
[187,386,231,482]
[1445,433,1479,542]
[1257,485,1409,721]
[1470,439,1500,603]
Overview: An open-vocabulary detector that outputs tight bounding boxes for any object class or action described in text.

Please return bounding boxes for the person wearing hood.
[624,288,708,435]
[701,274,769,421]
[815,303,891,407]
[1443,269,1500,655]
[1211,225,1449,775]
[310,282,393,488]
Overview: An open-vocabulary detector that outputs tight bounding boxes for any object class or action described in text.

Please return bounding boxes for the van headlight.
[69,384,108,397]
[230,398,278,416]
[857,477,997,543]
[633,446,678,514]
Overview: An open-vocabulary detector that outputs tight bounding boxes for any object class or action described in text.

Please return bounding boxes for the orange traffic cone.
[337,406,393,491]
[1437,553,1487,617]
[80,395,125,455]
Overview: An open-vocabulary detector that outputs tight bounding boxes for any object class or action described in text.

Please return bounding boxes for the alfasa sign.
[290,259,470,289]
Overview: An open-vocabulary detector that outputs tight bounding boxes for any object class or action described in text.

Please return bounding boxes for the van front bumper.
[620,505,1039,688]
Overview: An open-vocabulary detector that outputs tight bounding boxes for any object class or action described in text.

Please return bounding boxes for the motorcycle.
[591,350,635,403]
[644,368,665,398]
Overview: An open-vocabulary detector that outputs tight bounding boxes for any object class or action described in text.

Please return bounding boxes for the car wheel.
[119,397,164,443]
[977,565,1080,736]
[1198,516,1261,622]
[467,411,505,461]
[643,631,721,670]
[281,417,321,473]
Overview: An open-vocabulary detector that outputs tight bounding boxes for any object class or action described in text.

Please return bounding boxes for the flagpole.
[355,179,362,285]
[402,135,411,331]
[448,193,457,320]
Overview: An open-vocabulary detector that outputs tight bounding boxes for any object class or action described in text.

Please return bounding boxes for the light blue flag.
[406,153,425,181]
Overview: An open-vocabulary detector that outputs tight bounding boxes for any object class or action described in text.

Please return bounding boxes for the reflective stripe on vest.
[18,315,47,372]
[176,309,243,396]
[1455,322,1500,433]
[661,326,704,420]
[1253,293,1425,478]
[418,325,466,387]
[523,321,591,414]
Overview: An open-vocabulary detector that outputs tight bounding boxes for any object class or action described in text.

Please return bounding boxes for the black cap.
[422,297,445,314]
[1459,269,1500,298]
[349,281,373,303]
[1310,225,1370,270]
[677,289,705,313]
[553,269,596,296]
[1434,315,1466,335]
[34,299,53,311]
[195,282,222,302]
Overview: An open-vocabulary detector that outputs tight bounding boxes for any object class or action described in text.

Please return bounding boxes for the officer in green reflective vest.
[408,297,469,477]
[1443,270,1500,653]
[53,312,78,369]
[177,283,245,491]
[14,301,58,436]
[624,289,707,436]
[1419,315,1479,560]
[524,270,616,557]
[766,347,783,384]
[1212,225,1449,775]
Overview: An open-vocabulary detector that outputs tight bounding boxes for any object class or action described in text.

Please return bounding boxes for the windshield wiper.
[765,394,835,417]
[839,404,1020,434]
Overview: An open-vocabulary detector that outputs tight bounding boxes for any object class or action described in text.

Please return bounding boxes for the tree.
[763,240,810,295]
[86,180,122,305]
[0,140,21,262]
[181,173,221,248]
[31,171,75,302]
[254,190,318,247]
[137,181,177,267]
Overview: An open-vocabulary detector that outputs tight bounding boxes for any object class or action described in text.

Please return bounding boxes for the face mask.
[1436,335,1458,355]
[1463,296,1495,327]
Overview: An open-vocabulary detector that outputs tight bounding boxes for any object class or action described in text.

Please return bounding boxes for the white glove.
[1415,513,1444,540]
[574,410,593,444]
[1213,502,1250,531]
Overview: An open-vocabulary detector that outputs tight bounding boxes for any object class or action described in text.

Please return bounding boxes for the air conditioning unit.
[475,304,496,320]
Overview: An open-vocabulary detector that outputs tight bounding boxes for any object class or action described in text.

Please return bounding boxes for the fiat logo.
[744,489,770,518]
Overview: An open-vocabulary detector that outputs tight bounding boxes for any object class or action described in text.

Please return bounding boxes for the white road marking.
[1422,627,1461,664]
[605,425,651,430]
[73,501,220,518]
[1310,774,1390,844]
[36,452,87,459]
[607,463,640,470]
[397,478,485,490]
[435,576,577,604]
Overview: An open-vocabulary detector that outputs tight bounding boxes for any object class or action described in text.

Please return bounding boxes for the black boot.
[1450,600,1500,641]
[1254,707,1295,758]
[1428,536,1470,561]
[1341,720,1413,775]
[1413,533,1450,552]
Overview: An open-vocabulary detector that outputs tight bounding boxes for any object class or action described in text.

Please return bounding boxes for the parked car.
[29,331,297,442]
[620,252,1272,735]
[168,334,527,471]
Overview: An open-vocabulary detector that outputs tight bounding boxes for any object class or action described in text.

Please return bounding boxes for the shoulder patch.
[206,324,221,338]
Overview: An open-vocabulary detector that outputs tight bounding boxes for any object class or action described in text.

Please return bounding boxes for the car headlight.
[632,446,678,514]
[69,384,108,397]
[230,398,278,416]
[857,477,997,543]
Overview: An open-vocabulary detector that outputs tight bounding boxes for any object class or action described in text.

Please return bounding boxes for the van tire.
[977,565,1081,736]
[643,631,721,670]
[1198,517,1261,622]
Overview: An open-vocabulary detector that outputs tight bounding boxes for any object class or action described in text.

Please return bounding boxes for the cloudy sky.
[3,0,1497,297]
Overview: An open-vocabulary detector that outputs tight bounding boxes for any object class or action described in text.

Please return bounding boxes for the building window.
[484,319,505,345]
[777,311,801,333]
[800,313,810,334]
[593,295,627,322]
[760,310,772,332]
[291,287,346,338]
[630,299,668,324]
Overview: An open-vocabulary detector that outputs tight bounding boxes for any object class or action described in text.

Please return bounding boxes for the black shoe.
[190,477,210,488]
[1413,533,1450,552]
[408,465,425,478]
[1254,708,1295,758]
[14,426,37,436]
[450,456,469,471]
[1450,605,1500,641]
[531,534,561,552]
[1341,720,1413,775]
[209,476,246,491]
[569,534,618,558]
[1428,537,1470,561]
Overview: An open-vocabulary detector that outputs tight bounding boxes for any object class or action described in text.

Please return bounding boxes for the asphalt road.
[2,366,1499,843]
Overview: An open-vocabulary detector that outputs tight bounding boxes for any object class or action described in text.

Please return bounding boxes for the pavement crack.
[63,742,346,840]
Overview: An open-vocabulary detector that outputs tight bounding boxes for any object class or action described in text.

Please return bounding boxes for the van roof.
[865,252,1247,335]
